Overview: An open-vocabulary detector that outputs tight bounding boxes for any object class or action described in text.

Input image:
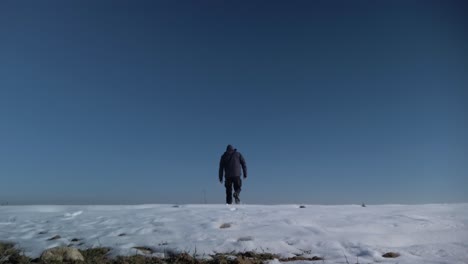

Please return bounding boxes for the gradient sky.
[1,1,467,205]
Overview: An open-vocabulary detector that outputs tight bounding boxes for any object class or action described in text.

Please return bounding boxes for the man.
[219,144,247,204]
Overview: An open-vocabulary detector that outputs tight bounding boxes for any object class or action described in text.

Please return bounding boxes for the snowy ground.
[0,204,467,264]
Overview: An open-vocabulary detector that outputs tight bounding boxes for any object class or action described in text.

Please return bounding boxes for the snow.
[0,204,467,263]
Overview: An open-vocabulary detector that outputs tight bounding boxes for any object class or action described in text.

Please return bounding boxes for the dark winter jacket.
[219,145,247,181]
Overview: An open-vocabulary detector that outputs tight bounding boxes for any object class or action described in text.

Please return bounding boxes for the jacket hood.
[226,144,236,152]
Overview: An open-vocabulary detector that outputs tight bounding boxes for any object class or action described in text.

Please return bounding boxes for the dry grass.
[1,242,399,264]
[0,242,30,264]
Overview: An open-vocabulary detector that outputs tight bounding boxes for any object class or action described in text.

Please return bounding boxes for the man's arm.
[219,155,224,182]
[240,154,247,178]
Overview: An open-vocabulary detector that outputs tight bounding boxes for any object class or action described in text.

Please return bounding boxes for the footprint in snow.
[47,235,61,241]
[220,223,231,229]
[238,236,253,242]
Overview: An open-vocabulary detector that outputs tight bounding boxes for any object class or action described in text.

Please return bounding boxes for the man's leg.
[233,176,242,204]
[225,178,233,204]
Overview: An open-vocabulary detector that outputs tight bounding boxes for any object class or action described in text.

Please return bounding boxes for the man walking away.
[219,145,247,204]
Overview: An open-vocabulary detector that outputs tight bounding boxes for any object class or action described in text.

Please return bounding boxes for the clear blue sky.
[1,1,467,205]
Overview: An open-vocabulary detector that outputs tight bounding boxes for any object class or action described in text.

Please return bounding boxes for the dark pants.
[225,176,242,204]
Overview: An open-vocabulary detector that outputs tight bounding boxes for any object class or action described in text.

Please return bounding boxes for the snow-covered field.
[0,204,467,263]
